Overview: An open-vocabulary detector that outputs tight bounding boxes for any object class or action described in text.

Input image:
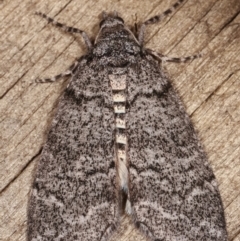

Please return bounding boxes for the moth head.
[95,11,138,42]
[99,11,124,29]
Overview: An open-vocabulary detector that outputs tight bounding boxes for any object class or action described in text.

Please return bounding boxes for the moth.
[28,0,227,240]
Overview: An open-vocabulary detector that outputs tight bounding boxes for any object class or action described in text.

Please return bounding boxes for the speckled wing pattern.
[28,62,119,240]
[126,56,228,240]
[29,4,228,241]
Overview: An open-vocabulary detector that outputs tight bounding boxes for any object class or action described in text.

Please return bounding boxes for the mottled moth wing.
[30,5,228,240]
[127,55,227,240]
[28,61,118,240]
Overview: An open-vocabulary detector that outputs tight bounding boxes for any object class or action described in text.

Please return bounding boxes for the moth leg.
[35,57,80,83]
[35,12,92,50]
[138,0,184,44]
[147,49,201,63]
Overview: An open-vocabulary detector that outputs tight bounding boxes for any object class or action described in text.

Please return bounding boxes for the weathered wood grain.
[0,0,239,240]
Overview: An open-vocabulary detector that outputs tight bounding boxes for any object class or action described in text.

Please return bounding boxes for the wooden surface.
[0,0,239,240]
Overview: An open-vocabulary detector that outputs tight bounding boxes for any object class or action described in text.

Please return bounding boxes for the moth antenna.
[102,11,108,19]
[113,10,119,17]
